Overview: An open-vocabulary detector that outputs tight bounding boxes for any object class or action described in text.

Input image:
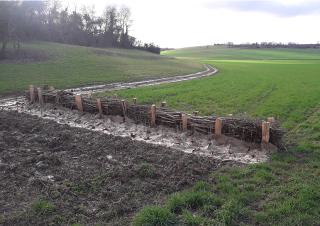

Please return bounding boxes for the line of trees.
[0,1,160,59]
[214,42,320,49]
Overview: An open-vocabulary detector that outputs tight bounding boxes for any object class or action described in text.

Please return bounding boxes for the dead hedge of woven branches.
[26,87,284,149]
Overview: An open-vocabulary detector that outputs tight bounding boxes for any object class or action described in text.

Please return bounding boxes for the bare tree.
[0,2,13,58]
[118,6,132,48]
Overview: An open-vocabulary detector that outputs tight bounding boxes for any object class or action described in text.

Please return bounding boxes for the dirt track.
[68,64,218,95]
[0,111,239,225]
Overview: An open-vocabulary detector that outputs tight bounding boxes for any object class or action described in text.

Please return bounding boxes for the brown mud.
[0,110,239,225]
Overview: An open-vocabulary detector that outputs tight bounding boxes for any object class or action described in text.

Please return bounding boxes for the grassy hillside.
[99,47,320,225]
[0,41,202,95]
[163,46,320,60]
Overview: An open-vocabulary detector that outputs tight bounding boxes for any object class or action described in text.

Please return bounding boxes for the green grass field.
[163,46,320,60]
[100,46,320,225]
[0,41,202,95]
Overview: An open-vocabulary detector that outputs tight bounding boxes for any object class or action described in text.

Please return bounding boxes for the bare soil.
[0,111,238,225]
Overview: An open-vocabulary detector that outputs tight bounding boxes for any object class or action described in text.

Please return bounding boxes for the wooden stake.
[215,118,222,136]
[161,101,166,107]
[150,104,156,127]
[121,100,127,122]
[191,111,199,134]
[133,98,137,104]
[37,87,44,116]
[105,103,109,115]
[96,98,103,117]
[75,94,83,112]
[55,92,60,104]
[262,121,270,144]
[181,113,188,131]
[37,87,44,105]
[29,85,35,103]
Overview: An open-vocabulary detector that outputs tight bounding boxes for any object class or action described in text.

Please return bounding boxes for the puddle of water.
[0,97,269,164]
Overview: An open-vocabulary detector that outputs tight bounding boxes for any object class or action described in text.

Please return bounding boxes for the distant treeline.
[0,1,161,59]
[214,42,320,49]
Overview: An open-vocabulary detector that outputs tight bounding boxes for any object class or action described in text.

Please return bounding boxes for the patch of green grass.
[166,185,220,214]
[133,206,178,226]
[0,41,202,94]
[181,210,207,226]
[31,199,55,215]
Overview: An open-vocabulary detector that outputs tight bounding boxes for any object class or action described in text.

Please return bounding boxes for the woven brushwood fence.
[27,85,284,149]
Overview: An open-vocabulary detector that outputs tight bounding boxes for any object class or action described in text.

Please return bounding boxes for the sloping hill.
[0,41,202,95]
[162,45,320,60]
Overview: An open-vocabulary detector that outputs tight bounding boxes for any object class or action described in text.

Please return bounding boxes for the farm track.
[68,64,218,95]
[0,64,217,101]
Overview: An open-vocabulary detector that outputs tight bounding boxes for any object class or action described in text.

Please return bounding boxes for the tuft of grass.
[192,181,211,192]
[181,210,206,226]
[136,163,156,178]
[31,199,55,215]
[166,190,219,214]
[133,206,178,226]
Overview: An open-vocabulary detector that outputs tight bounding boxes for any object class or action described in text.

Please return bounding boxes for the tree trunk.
[0,41,7,59]
[17,40,21,52]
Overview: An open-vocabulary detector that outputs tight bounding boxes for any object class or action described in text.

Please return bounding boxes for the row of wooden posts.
[29,85,272,145]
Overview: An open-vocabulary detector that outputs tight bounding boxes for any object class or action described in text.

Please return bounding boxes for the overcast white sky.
[63,0,320,48]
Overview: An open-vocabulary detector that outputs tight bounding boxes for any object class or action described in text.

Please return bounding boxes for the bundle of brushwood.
[26,85,285,149]
[127,104,150,124]
[156,108,183,128]
[188,116,216,134]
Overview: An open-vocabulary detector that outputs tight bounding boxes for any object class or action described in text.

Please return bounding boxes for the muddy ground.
[0,111,240,225]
